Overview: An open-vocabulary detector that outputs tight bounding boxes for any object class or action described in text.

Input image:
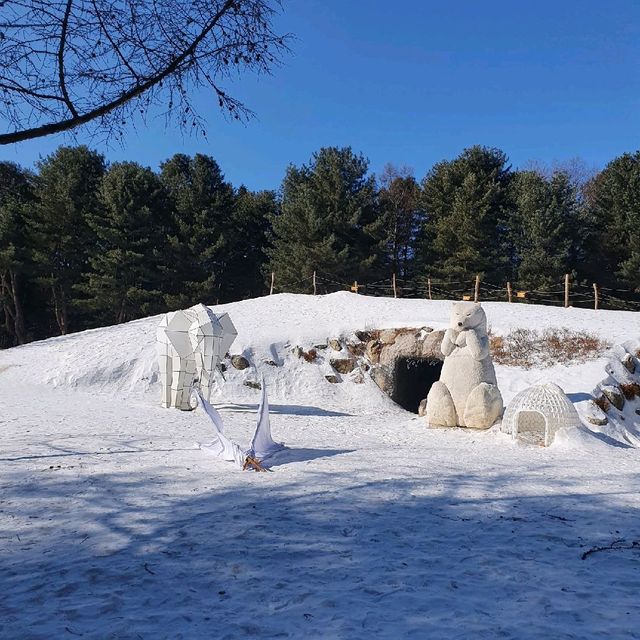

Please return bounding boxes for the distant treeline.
[1,144,638,347]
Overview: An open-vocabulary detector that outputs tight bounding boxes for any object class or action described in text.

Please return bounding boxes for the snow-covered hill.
[1,291,637,405]
[1,293,639,639]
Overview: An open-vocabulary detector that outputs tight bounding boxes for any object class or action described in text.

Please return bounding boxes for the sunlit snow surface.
[1,292,639,639]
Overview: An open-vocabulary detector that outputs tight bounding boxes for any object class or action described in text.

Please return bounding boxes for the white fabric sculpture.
[196,380,285,469]
[501,383,581,446]
[157,303,237,410]
[426,302,503,429]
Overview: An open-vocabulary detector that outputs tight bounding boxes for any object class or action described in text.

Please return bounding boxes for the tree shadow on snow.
[1,464,639,639]
[567,392,594,403]
[217,402,353,417]
[264,447,355,468]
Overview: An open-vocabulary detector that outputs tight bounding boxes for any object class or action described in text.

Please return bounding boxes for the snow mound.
[1,292,639,446]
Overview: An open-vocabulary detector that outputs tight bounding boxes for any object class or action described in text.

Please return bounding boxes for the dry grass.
[593,394,611,413]
[490,327,610,369]
[302,348,318,363]
[620,382,640,399]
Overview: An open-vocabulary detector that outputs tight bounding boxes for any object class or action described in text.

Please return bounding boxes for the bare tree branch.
[0,0,291,144]
[57,0,79,117]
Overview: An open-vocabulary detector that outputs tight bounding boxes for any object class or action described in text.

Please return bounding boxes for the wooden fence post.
[392,273,397,298]
[593,283,599,311]
[351,280,359,294]
[507,281,512,303]
[474,274,480,303]
[313,271,317,295]
[428,278,432,300]
[270,271,275,295]
[564,273,570,308]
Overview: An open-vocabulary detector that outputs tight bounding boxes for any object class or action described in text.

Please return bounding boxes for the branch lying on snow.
[581,539,640,560]
[243,455,269,472]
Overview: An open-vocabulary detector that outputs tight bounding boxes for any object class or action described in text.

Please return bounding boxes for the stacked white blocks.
[157,303,237,410]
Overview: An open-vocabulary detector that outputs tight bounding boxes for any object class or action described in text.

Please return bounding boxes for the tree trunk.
[392,218,399,279]
[9,270,26,344]
[52,283,68,334]
[117,297,127,324]
[1,271,19,345]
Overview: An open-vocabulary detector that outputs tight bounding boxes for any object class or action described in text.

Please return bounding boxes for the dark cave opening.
[391,357,443,413]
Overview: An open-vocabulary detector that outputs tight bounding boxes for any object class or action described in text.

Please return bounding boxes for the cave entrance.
[391,357,443,413]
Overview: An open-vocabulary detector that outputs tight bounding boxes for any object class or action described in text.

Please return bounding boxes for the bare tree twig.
[57,0,78,117]
[0,0,291,144]
[581,539,640,560]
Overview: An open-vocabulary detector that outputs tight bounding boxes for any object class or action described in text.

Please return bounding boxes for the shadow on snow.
[1,465,639,639]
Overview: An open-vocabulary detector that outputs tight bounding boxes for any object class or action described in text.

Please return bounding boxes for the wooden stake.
[392,273,397,298]
[427,278,432,300]
[270,271,275,295]
[564,273,570,308]
[507,281,512,303]
[593,282,599,311]
[351,280,359,294]
[313,271,317,295]
[474,274,480,303]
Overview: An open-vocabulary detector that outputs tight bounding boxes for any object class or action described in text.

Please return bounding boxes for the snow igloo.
[501,383,581,446]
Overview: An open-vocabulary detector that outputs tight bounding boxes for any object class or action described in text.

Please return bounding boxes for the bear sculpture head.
[450,302,487,333]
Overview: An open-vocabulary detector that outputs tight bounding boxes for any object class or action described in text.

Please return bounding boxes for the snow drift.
[1,291,638,448]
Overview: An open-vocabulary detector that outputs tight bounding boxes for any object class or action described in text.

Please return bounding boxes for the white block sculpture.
[157,303,237,410]
[196,379,285,470]
[426,302,503,429]
[501,383,581,446]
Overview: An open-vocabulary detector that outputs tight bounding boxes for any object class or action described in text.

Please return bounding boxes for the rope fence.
[267,271,640,312]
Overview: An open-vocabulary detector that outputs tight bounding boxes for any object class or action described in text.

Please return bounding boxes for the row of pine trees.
[1,144,639,347]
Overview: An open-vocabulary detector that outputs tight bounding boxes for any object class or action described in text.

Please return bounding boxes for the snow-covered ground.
[1,292,639,639]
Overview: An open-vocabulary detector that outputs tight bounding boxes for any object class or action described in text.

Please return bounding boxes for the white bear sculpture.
[425,302,503,429]
[157,303,237,410]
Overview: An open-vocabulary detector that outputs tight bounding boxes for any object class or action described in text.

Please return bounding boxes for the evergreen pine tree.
[417,146,512,283]
[78,162,171,324]
[378,164,423,279]
[0,162,34,345]
[509,170,578,289]
[31,146,105,334]
[225,187,276,300]
[268,147,383,292]
[160,153,236,306]
[584,152,640,290]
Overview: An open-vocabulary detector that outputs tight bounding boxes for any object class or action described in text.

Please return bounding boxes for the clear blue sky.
[2,0,639,190]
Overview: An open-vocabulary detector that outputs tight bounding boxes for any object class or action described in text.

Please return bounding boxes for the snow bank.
[1,292,638,445]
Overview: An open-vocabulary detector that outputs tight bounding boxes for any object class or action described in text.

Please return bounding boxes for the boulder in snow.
[231,355,250,370]
[331,358,356,374]
[622,353,636,373]
[601,384,625,411]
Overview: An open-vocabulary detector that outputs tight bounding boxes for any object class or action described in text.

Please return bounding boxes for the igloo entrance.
[392,357,443,413]
[513,410,547,446]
